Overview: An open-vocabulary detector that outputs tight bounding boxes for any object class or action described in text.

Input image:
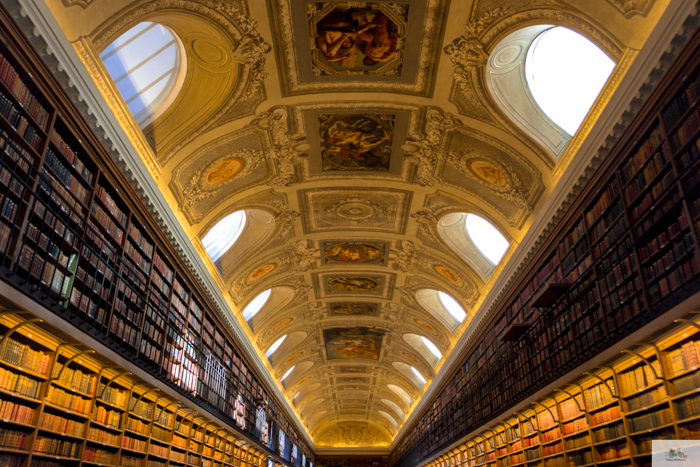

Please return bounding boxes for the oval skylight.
[100,22,184,127]
[202,211,246,263]
[465,214,509,265]
[421,337,442,359]
[411,367,426,385]
[281,366,295,382]
[525,27,614,136]
[242,289,271,321]
[265,335,287,358]
[438,292,467,322]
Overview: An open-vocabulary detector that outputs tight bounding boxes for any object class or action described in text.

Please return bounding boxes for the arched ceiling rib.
[45,0,673,453]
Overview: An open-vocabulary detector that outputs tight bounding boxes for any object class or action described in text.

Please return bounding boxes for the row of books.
[38,168,85,218]
[619,126,664,184]
[153,253,174,284]
[667,339,700,375]
[0,54,49,127]
[587,178,621,227]
[173,278,189,302]
[590,200,624,244]
[593,420,624,442]
[662,70,700,130]
[542,442,563,457]
[561,417,587,435]
[0,427,29,450]
[596,442,629,461]
[33,435,80,458]
[618,360,660,397]
[0,399,33,424]
[46,385,91,414]
[0,336,50,375]
[49,129,93,184]
[91,201,124,245]
[0,131,33,173]
[122,434,147,452]
[87,425,119,445]
[626,387,666,412]
[622,151,668,207]
[127,223,154,259]
[673,371,700,395]
[677,140,700,172]
[669,106,700,152]
[125,240,151,274]
[93,405,121,429]
[675,393,700,420]
[0,92,41,151]
[0,366,41,398]
[43,149,88,205]
[564,433,590,450]
[150,268,171,297]
[51,365,97,395]
[98,383,128,408]
[83,446,115,464]
[590,406,621,426]
[95,185,127,227]
[627,407,672,433]
[569,448,593,467]
[0,454,21,467]
[39,411,83,437]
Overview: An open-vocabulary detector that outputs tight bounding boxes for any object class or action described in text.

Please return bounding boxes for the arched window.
[382,399,405,419]
[411,366,426,385]
[242,289,271,321]
[387,384,413,406]
[100,22,185,127]
[281,366,295,382]
[465,214,509,265]
[485,25,615,158]
[393,362,426,389]
[416,289,467,332]
[202,211,246,263]
[526,27,615,136]
[265,335,287,358]
[404,334,443,366]
[379,411,399,428]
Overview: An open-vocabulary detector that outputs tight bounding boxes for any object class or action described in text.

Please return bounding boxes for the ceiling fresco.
[45,0,670,453]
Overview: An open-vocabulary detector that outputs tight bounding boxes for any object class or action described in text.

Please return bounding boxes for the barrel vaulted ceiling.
[45,0,669,452]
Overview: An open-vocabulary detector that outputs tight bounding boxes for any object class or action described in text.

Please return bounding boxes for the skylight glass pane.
[411,367,426,385]
[438,291,467,322]
[100,22,182,128]
[266,335,287,358]
[281,366,295,382]
[242,289,271,321]
[201,211,246,262]
[526,27,615,135]
[421,337,442,359]
[465,214,509,265]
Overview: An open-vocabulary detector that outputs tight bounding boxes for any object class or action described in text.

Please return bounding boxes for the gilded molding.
[71,37,162,181]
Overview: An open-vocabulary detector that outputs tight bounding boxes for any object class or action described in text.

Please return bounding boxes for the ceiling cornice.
[4,0,314,455]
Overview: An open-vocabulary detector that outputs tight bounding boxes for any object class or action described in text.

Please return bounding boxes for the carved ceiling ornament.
[62,0,94,8]
[448,150,533,215]
[606,0,652,17]
[180,149,266,208]
[389,240,421,273]
[403,107,461,187]
[286,240,321,273]
[248,107,310,187]
[315,422,391,447]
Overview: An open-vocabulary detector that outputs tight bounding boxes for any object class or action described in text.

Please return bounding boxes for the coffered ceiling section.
[46,0,671,451]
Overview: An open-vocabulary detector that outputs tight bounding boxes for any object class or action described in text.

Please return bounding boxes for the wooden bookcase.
[392,21,700,467]
[0,5,309,464]
[0,311,272,467]
[420,311,700,467]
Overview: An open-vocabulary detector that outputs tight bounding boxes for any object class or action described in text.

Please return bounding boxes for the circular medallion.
[248,263,277,282]
[415,319,436,334]
[433,265,462,285]
[286,352,303,364]
[468,159,508,187]
[272,317,293,332]
[205,158,244,185]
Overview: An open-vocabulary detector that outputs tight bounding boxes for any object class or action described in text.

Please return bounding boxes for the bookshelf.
[0,5,309,464]
[392,25,700,467]
[416,313,700,467]
[0,310,276,467]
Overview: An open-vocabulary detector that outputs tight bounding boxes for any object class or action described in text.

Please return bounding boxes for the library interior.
[0,0,697,467]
